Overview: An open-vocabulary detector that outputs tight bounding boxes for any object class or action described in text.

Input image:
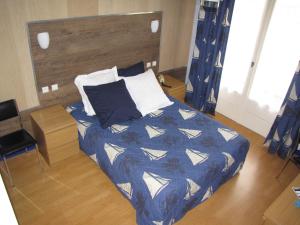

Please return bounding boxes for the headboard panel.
[28,12,162,107]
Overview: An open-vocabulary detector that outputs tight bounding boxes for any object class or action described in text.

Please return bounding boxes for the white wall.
[0,175,18,225]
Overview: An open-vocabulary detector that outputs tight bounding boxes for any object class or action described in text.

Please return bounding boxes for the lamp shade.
[151,20,159,33]
[37,32,50,49]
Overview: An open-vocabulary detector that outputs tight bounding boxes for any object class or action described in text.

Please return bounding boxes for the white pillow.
[74,66,118,116]
[119,69,173,116]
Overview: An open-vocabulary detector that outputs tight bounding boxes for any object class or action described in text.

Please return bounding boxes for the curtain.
[186,0,235,115]
[265,61,300,159]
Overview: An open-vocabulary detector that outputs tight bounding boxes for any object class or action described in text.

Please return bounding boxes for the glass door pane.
[249,0,300,116]
[217,0,300,137]
[216,0,268,135]
[218,0,267,94]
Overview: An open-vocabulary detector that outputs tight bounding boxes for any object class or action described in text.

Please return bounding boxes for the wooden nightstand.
[30,105,79,166]
[263,173,300,225]
[160,74,186,102]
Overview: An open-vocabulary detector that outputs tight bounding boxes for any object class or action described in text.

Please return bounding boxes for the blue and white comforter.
[68,98,249,225]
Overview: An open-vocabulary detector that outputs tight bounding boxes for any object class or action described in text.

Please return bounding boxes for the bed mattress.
[68,98,249,225]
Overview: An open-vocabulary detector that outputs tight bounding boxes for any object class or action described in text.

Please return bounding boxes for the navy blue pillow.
[83,80,142,128]
[117,61,145,77]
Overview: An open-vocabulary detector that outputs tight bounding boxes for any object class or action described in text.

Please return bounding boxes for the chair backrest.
[0,99,19,122]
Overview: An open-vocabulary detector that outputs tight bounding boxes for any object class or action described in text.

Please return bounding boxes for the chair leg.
[3,156,14,187]
[35,144,43,171]
[276,158,290,179]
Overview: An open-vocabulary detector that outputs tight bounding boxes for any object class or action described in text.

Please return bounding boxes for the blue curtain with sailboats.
[186,0,235,115]
[265,61,300,159]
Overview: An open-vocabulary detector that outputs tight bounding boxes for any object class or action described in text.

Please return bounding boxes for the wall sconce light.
[151,20,159,33]
[37,32,50,49]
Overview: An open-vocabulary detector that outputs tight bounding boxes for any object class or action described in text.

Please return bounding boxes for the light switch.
[51,84,58,91]
[42,86,49,93]
[146,62,151,68]
[152,61,157,67]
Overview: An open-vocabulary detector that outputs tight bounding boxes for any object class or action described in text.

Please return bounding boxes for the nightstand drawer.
[46,124,77,149]
[49,140,79,164]
[168,87,185,96]
[262,219,276,225]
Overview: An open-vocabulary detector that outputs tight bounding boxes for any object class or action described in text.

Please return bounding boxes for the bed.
[27,11,249,225]
[68,97,249,225]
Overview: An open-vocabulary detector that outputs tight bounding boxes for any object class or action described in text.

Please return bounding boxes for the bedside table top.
[264,174,300,225]
[31,105,76,134]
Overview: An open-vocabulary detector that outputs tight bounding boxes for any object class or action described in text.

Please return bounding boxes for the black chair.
[0,99,42,186]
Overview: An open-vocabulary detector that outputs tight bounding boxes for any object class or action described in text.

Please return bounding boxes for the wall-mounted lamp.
[37,32,50,49]
[151,20,159,33]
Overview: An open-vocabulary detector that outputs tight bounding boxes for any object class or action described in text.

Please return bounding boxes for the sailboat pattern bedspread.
[68,98,249,225]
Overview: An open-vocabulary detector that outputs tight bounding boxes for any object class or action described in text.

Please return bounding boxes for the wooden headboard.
[28,12,162,107]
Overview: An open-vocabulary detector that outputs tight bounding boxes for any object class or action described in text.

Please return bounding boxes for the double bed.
[68,97,249,225]
[28,11,249,225]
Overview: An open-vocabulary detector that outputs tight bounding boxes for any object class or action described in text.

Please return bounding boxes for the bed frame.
[28,12,162,107]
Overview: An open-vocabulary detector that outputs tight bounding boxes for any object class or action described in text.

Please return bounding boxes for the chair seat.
[0,129,36,156]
